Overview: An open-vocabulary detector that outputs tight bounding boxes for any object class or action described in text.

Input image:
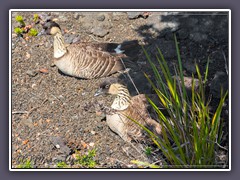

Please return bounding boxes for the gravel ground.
[11,11,229,168]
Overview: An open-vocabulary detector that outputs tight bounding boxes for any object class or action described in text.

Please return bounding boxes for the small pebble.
[89,142,95,147]
[97,14,105,21]
[26,70,38,77]
[91,131,96,135]
[74,13,80,19]
[55,144,60,149]
[31,83,37,88]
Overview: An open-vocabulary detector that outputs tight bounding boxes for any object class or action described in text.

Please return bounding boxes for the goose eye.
[105,84,110,88]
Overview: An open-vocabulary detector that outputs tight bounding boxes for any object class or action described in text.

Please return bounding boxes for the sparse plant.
[56,161,68,168]
[145,146,152,156]
[131,160,160,168]
[13,14,39,38]
[28,28,38,36]
[131,34,228,168]
[15,15,25,27]
[33,14,39,23]
[14,27,23,36]
[75,149,97,168]
[16,159,33,168]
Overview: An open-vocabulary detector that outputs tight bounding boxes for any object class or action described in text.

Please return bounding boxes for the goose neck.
[111,86,131,111]
[53,32,67,58]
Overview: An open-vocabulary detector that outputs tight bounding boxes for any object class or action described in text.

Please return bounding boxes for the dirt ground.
[11,11,229,168]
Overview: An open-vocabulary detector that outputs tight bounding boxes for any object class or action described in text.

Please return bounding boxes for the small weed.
[131,160,161,168]
[14,27,23,36]
[28,28,38,36]
[15,15,25,27]
[16,159,33,168]
[75,149,97,168]
[33,14,39,23]
[56,161,68,168]
[13,14,39,38]
[145,146,152,156]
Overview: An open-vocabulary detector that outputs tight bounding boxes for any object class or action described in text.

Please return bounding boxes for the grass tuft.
[139,34,228,168]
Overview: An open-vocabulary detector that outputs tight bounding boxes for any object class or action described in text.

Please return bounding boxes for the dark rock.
[97,14,105,21]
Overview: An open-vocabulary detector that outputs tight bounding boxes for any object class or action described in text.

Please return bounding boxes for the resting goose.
[94,78,162,142]
[40,20,138,79]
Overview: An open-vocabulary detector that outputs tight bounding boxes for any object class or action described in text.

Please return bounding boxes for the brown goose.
[40,20,138,79]
[94,78,162,142]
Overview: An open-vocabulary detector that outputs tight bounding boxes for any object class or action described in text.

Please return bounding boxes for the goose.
[94,78,162,142]
[40,20,139,79]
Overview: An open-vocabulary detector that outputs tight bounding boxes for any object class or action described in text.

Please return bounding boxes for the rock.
[26,70,38,77]
[91,27,109,37]
[147,14,178,36]
[73,12,80,19]
[97,14,105,21]
[72,36,81,44]
[64,34,80,44]
[49,136,71,155]
[38,13,51,22]
[189,32,208,42]
[127,12,145,19]
[210,71,228,98]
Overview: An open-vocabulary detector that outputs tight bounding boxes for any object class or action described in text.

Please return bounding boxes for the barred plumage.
[40,20,138,79]
[95,78,162,142]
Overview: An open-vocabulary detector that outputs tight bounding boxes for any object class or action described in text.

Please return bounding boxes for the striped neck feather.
[53,32,67,58]
[111,85,131,111]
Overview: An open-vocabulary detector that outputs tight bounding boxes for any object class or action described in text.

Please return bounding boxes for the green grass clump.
[140,34,228,168]
[56,161,68,168]
[131,160,161,168]
[33,14,39,23]
[75,149,97,168]
[14,27,23,35]
[145,146,152,156]
[28,28,38,36]
[15,15,25,27]
[16,159,33,168]
[14,14,39,37]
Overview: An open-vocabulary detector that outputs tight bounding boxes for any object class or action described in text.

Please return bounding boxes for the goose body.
[41,20,135,79]
[95,78,162,142]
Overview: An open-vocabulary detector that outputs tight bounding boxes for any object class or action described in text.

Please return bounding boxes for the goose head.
[94,78,124,97]
[39,20,61,36]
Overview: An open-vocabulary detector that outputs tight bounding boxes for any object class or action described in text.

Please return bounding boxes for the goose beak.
[37,29,46,36]
[94,88,103,97]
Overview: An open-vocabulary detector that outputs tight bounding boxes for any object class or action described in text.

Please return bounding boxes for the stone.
[97,14,105,21]
[73,13,80,19]
[91,27,109,37]
[127,12,144,19]
[26,70,38,77]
